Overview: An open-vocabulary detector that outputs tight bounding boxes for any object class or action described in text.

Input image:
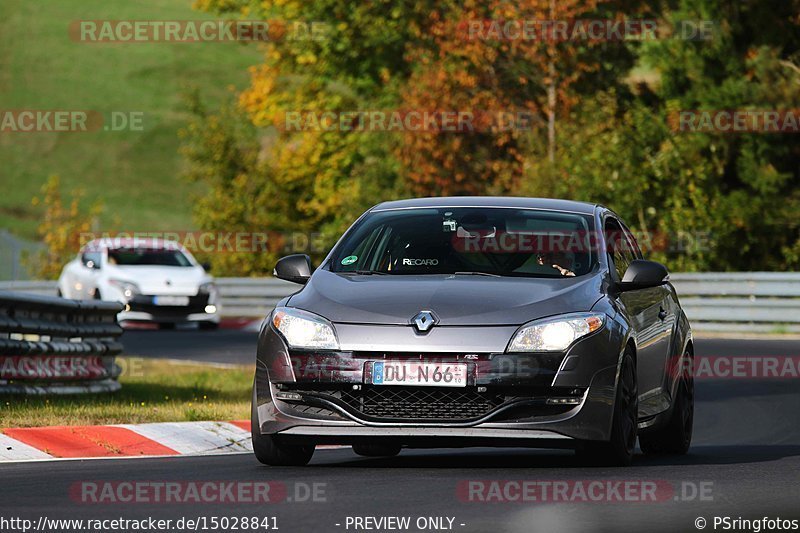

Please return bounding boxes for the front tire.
[198,321,219,330]
[639,351,694,455]
[577,348,638,466]
[251,387,314,466]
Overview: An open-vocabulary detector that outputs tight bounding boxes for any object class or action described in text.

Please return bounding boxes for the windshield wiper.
[452,271,502,278]
[351,270,389,275]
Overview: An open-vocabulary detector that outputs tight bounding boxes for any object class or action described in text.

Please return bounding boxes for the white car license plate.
[152,295,190,306]
[371,361,467,388]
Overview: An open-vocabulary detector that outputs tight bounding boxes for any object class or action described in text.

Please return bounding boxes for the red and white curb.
[0,420,253,462]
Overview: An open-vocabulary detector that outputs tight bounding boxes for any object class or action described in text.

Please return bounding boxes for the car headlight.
[108,279,139,300]
[271,307,339,350]
[507,313,605,352]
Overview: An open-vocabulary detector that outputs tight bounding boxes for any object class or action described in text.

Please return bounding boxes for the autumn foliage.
[30,176,102,280]
[183,0,800,274]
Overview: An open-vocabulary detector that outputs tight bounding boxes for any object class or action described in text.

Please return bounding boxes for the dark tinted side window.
[605,218,635,280]
[619,221,643,260]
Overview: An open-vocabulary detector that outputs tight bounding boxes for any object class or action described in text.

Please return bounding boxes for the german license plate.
[152,295,190,306]
[371,361,467,387]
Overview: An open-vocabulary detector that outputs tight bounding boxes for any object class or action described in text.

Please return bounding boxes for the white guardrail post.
[1,273,799,332]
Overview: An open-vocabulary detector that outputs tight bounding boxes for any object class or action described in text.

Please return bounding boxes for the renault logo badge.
[411,310,437,333]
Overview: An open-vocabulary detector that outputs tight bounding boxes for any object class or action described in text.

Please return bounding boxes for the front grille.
[282,384,585,422]
[128,294,209,315]
[350,387,504,419]
[293,386,506,421]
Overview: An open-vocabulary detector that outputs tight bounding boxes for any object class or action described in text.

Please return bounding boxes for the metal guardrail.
[0,291,124,394]
[214,277,299,318]
[1,273,799,332]
[669,273,800,333]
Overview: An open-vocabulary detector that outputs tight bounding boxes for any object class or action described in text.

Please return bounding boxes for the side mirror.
[274,254,312,285]
[201,262,212,272]
[618,260,669,291]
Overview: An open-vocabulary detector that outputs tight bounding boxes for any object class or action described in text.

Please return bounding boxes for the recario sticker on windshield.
[341,255,358,265]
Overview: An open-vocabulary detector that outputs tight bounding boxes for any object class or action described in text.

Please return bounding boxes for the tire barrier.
[0,292,124,394]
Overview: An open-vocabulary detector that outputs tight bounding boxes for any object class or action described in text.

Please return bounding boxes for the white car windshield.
[107,248,193,267]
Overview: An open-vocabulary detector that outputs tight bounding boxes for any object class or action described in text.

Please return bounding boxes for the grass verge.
[0,0,262,239]
[0,357,252,427]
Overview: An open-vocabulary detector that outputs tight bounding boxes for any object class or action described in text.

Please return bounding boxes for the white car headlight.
[271,307,339,350]
[507,313,605,352]
[108,279,139,300]
[198,281,216,294]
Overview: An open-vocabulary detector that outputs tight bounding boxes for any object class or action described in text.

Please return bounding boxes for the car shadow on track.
[633,445,800,466]
[306,445,800,469]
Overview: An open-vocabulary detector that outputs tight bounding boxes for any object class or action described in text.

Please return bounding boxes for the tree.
[29,176,102,279]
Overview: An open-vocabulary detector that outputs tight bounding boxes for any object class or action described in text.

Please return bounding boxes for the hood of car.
[287,269,604,326]
[105,265,209,295]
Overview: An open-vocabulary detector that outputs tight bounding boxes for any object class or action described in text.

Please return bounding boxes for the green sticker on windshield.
[341,255,358,266]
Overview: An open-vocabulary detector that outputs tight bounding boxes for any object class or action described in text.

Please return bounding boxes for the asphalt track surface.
[2,333,799,532]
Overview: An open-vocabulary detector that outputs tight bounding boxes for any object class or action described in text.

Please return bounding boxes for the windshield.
[329,207,596,278]
[107,248,193,267]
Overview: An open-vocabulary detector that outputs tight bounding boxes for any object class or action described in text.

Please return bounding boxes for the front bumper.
[254,320,625,445]
[119,310,220,324]
[119,293,220,324]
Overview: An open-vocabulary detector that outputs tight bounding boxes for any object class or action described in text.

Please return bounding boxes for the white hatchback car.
[58,238,220,329]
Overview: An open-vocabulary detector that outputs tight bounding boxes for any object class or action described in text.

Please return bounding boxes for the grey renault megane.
[252,197,694,466]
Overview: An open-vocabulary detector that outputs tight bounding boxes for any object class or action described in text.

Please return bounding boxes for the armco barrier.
[214,277,300,318]
[669,273,800,333]
[1,273,799,333]
[0,292,123,394]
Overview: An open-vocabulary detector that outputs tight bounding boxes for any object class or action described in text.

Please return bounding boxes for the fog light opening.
[546,397,582,406]
[275,391,303,402]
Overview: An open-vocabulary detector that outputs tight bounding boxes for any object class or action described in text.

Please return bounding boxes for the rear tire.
[577,348,638,466]
[352,443,402,457]
[639,351,694,455]
[251,387,314,466]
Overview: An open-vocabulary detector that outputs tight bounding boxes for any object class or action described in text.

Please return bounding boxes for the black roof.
[371,196,598,215]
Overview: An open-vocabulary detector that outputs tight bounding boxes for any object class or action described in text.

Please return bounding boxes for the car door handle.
[658,307,668,321]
